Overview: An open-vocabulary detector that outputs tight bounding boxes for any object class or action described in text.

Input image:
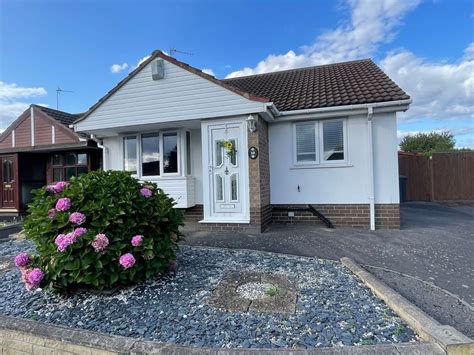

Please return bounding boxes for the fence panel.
[432,152,474,201]
[398,154,431,201]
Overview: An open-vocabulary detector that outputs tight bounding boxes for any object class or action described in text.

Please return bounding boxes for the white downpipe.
[90,134,108,170]
[367,106,375,230]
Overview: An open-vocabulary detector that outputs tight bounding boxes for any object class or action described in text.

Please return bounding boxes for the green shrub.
[20,170,184,293]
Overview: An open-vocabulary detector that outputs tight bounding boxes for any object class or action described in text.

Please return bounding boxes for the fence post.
[429,155,435,201]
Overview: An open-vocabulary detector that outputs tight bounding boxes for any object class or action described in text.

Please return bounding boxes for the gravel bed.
[0,240,417,349]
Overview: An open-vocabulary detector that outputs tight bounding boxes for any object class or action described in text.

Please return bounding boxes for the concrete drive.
[182,202,474,338]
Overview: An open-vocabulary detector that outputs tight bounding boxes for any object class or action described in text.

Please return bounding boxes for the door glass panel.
[65,167,76,180]
[3,160,12,183]
[215,141,223,167]
[77,153,87,165]
[53,168,63,182]
[216,175,224,201]
[141,133,160,176]
[231,174,238,201]
[65,153,77,165]
[229,139,237,166]
[163,132,178,173]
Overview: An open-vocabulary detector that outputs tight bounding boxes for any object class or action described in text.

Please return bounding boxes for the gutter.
[266,99,412,121]
[89,134,108,170]
[366,106,375,231]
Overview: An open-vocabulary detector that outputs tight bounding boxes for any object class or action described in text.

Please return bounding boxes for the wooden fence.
[398,152,474,202]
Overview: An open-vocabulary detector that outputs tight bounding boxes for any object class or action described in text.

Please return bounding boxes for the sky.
[0,0,473,147]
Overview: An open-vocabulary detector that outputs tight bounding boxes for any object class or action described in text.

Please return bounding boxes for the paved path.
[182,202,474,337]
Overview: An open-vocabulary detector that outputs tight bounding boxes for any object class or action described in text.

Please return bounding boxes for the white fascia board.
[271,99,411,122]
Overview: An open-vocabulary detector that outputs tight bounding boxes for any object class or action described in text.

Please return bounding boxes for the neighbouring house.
[0,105,102,217]
[74,50,410,232]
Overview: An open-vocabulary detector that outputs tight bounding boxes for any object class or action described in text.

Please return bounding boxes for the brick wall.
[271,204,400,229]
[375,204,400,229]
[247,116,271,232]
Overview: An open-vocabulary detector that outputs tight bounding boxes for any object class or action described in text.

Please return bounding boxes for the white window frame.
[292,118,348,167]
[121,130,182,179]
[122,135,139,177]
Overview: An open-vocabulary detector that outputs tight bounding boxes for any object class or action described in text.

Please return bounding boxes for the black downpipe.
[273,205,334,229]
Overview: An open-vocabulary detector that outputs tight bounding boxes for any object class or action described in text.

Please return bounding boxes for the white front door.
[203,121,249,222]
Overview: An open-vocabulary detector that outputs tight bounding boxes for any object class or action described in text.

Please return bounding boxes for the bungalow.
[0,105,102,217]
[74,50,411,232]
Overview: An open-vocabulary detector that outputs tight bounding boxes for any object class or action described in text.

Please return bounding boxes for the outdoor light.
[246,115,257,133]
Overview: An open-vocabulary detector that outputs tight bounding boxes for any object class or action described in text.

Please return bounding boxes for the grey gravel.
[0,240,417,349]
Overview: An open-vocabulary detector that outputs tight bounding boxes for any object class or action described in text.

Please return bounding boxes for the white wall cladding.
[75,60,265,132]
[269,112,399,204]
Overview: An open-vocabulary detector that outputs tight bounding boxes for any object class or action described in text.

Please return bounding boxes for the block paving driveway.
[183,202,474,338]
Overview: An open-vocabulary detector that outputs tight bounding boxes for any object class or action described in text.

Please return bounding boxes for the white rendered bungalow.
[74,50,410,232]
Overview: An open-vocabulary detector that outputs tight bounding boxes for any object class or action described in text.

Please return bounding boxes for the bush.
[20,170,184,293]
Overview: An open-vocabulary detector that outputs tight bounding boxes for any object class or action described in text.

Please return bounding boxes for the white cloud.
[0,82,48,130]
[132,55,151,70]
[381,45,474,122]
[110,63,129,73]
[0,81,46,99]
[226,0,421,78]
[201,68,215,76]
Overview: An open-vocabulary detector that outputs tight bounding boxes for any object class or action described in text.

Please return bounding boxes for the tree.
[399,131,456,156]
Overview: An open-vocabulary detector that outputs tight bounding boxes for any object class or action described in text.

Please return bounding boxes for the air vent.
[152,59,164,80]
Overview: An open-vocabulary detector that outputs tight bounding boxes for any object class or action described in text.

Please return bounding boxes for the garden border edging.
[341,257,473,355]
[0,315,445,354]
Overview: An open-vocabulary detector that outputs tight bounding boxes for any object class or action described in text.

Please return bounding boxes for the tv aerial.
[169,48,194,57]
[56,87,74,110]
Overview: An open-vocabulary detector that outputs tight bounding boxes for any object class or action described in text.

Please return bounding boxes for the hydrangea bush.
[19,170,184,293]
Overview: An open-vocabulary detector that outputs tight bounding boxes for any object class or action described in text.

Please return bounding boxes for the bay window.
[123,130,184,178]
[294,119,346,165]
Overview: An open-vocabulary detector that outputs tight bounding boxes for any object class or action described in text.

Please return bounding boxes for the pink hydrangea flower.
[119,253,135,268]
[69,212,86,225]
[140,187,152,198]
[26,268,44,290]
[73,227,87,237]
[55,233,76,252]
[55,197,71,212]
[131,235,143,247]
[92,233,109,252]
[46,181,68,193]
[14,252,30,267]
[54,181,67,193]
[48,208,56,220]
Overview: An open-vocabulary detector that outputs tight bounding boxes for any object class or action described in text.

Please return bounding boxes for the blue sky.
[1,0,473,147]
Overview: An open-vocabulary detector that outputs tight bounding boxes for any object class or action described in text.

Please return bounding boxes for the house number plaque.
[248,146,258,159]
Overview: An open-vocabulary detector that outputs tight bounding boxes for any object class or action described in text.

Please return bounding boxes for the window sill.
[290,163,353,170]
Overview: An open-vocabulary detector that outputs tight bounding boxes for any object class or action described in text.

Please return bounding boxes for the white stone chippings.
[236,282,275,300]
[0,241,417,349]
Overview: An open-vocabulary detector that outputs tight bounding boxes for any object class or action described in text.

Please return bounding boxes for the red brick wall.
[247,116,271,232]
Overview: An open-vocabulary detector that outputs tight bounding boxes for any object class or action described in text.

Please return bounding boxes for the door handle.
[208,165,213,174]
